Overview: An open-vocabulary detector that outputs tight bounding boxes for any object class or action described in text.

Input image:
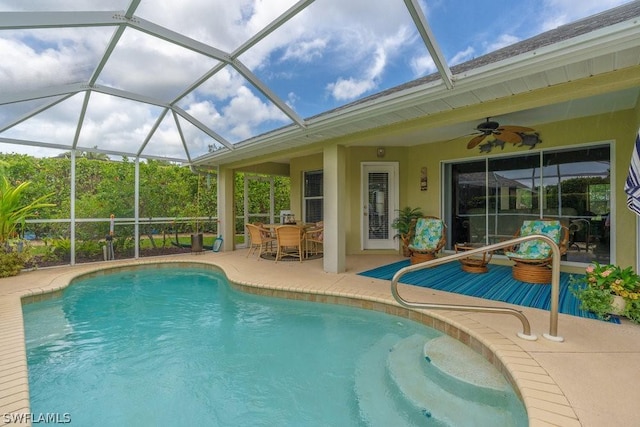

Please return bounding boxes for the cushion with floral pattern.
[504,220,562,260]
[408,218,444,251]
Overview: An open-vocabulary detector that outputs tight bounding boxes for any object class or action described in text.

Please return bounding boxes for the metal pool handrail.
[391,234,564,342]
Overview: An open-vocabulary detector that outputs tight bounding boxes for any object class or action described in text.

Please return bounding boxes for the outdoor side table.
[454,243,492,273]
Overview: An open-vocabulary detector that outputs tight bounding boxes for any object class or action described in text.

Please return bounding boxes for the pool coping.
[1,256,582,426]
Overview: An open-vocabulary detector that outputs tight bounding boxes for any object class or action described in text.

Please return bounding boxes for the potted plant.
[570,262,640,323]
[391,206,424,256]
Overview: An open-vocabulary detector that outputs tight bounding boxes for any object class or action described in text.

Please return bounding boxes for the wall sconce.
[420,167,428,191]
[376,147,385,158]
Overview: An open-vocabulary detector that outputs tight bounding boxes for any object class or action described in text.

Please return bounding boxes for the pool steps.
[355,334,526,426]
[354,334,428,426]
[422,335,512,406]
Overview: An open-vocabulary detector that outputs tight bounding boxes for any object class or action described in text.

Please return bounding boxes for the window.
[303,170,323,223]
[445,145,611,264]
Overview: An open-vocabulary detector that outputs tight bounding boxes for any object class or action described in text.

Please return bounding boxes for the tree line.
[0,152,290,240]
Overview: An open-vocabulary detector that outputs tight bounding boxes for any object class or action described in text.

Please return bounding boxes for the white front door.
[362,162,399,250]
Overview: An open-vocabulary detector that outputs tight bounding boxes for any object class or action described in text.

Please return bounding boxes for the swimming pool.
[23,265,527,426]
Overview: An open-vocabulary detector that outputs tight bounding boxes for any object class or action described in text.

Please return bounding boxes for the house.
[203,2,640,273]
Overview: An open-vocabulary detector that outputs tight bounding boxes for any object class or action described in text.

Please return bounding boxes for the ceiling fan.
[467,118,536,149]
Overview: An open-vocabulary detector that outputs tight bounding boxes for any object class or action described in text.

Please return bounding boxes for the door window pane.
[488,153,541,240]
[449,160,487,244]
[542,146,610,263]
[368,172,389,239]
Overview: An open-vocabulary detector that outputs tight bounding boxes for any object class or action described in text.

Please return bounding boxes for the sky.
[0,0,634,160]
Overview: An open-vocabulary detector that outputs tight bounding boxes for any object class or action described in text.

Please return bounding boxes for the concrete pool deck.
[1,250,639,426]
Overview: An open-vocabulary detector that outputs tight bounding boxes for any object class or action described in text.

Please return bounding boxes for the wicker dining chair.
[275,225,305,262]
[245,223,276,259]
[304,222,324,256]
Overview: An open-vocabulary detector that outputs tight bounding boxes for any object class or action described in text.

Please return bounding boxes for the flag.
[625,128,640,215]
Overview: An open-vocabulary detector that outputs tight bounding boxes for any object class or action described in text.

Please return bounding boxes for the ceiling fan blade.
[467,134,486,149]
[498,125,535,133]
[495,131,522,144]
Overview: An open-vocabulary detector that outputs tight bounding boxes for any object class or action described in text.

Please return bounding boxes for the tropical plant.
[0,165,55,276]
[44,237,72,262]
[76,240,104,260]
[391,207,424,239]
[0,170,55,245]
[391,206,424,256]
[570,262,640,323]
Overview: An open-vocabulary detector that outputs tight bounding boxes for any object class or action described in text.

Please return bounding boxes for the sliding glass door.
[445,145,611,264]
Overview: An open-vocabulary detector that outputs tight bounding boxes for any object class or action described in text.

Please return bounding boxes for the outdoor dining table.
[263,222,314,229]
[261,223,320,260]
[262,222,315,235]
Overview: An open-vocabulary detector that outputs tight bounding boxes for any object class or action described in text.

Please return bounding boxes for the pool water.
[23,266,526,426]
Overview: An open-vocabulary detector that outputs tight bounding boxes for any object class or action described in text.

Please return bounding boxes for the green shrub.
[46,237,71,262]
[0,245,29,278]
[76,240,103,259]
[571,284,615,320]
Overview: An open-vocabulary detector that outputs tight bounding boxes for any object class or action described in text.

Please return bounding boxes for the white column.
[70,150,76,266]
[323,144,346,273]
[216,166,235,252]
[134,158,140,259]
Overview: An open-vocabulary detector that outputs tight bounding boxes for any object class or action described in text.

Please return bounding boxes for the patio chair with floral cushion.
[403,216,447,264]
[504,219,569,284]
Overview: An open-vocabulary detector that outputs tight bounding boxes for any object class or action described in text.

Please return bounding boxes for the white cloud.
[286,92,299,109]
[2,94,84,143]
[282,38,327,63]
[410,54,437,77]
[327,77,376,102]
[0,0,423,150]
[449,47,476,66]
[540,0,632,30]
[196,68,246,102]
[326,25,413,100]
[484,34,521,55]
[0,28,107,92]
[222,86,288,140]
[186,101,222,129]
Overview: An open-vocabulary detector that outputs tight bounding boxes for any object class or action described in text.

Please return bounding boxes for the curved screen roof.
[0,0,635,163]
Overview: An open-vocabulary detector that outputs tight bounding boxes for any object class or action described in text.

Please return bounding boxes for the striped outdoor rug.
[358,260,619,323]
